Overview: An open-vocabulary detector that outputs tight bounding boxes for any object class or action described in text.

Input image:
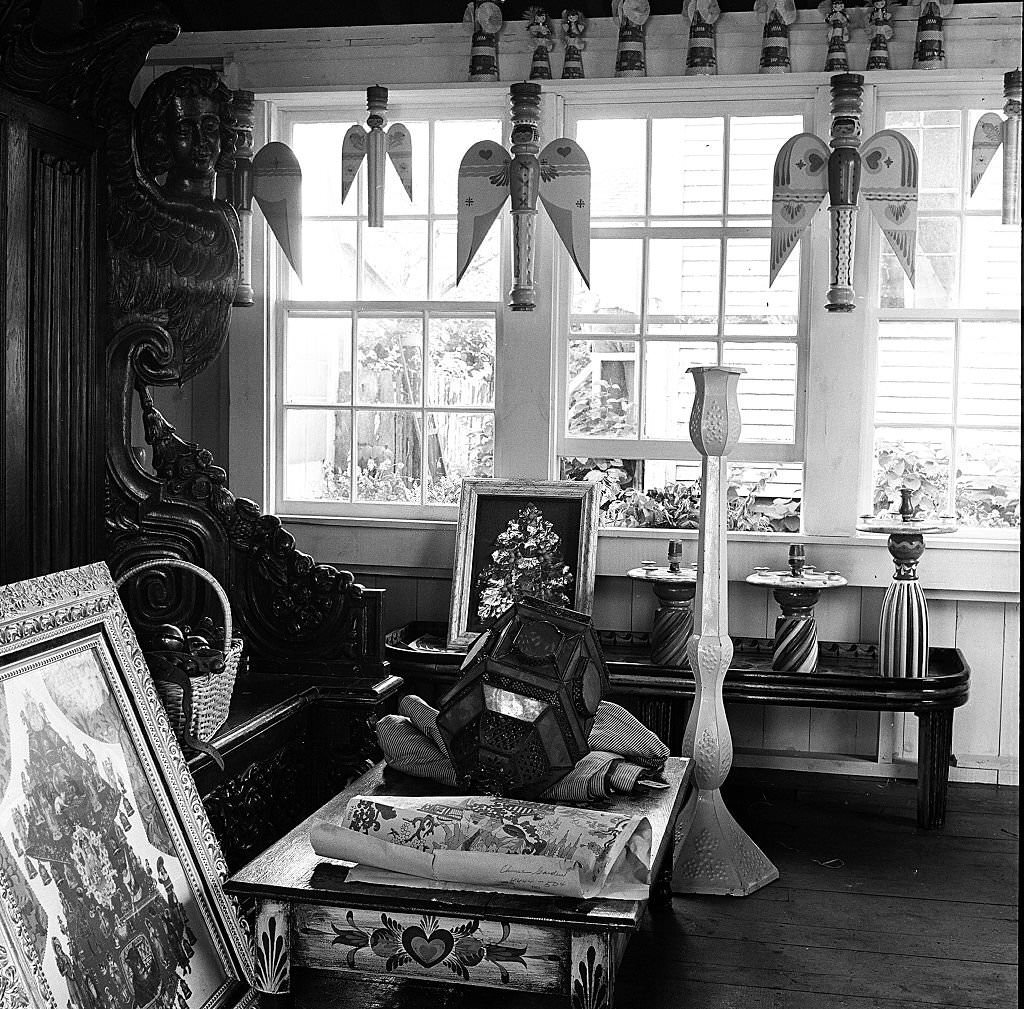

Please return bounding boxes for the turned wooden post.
[673,366,779,896]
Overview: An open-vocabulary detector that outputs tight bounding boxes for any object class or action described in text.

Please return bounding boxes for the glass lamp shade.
[436,596,609,798]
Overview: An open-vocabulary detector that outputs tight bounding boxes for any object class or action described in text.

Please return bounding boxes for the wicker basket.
[115,559,241,747]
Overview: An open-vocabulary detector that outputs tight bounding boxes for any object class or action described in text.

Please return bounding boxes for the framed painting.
[447,478,600,649]
[0,563,255,1009]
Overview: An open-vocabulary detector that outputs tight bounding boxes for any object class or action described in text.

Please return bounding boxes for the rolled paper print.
[866,0,893,70]
[612,0,651,78]
[819,0,850,73]
[913,0,953,69]
[466,1,504,81]
[561,8,588,79]
[525,6,554,80]
[755,0,796,74]
[685,0,721,76]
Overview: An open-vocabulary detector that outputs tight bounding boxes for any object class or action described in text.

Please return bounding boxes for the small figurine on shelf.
[866,0,894,71]
[971,70,1022,226]
[561,8,588,79]
[755,0,797,74]
[465,1,505,82]
[612,0,651,78]
[820,0,851,73]
[525,6,554,80]
[685,0,721,76]
[914,0,953,69]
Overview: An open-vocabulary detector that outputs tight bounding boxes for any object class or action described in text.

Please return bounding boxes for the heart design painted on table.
[479,149,493,161]
[402,926,454,968]
[556,145,571,157]
[806,151,825,173]
[864,149,884,171]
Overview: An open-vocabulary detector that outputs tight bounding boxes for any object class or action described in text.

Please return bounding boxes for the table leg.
[253,900,291,997]
[917,709,953,829]
[569,932,615,1009]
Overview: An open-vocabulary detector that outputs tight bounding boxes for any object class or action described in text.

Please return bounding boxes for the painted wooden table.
[227,757,692,1007]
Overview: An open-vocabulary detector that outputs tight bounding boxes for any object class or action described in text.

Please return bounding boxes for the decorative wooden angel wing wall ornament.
[971,70,1022,226]
[770,73,919,312]
[457,81,591,312]
[341,86,413,228]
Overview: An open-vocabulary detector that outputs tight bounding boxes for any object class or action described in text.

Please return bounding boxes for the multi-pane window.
[277,112,503,514]
[872,105,1021,532]
[558,106,807,531]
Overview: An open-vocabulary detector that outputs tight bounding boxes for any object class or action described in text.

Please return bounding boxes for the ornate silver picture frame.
[0,563,255,1009]
[447,478,601,649]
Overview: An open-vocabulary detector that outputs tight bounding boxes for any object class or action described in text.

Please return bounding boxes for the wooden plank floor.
[280,768,1019,1009]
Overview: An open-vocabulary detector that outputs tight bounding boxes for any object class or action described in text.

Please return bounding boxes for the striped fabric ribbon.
[376,694,670,802]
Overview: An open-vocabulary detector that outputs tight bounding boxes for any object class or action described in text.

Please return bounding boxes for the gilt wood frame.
[447,478,600,649]
[0,563,255,1009]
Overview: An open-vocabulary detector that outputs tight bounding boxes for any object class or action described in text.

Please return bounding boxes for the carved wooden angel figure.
[914,0,953,69]
[465,1,505,81]
[820,0,851,72]
[685,0,721,76]
[755,0,797,74]
[770,73,919,312]
[865,0,894,70]
[612,0,651,78]
[525,6,555,80]
[457,82,590,312]
[341,86,413,228]
[562,9,588,79]
[971,70,1022,226]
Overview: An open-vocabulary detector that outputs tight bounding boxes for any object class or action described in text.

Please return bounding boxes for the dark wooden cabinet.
[1,89,106,583]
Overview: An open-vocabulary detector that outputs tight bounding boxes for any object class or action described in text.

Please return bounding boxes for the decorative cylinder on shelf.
[756,0,796,75]
[525,6,554,80]
[673,366,778,896]
[685,0,721,76]
[561,9,587,78]
[613,0,650,78]
[913,0,951,69]
[466,1,504,81]
[866,0,894,70]
[826,73,863,313]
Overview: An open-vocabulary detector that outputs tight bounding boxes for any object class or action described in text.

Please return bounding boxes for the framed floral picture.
[0,563,255,1009]
[447,479,600,649]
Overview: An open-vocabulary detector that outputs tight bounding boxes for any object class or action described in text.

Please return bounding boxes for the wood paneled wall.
[355,568,1020,786]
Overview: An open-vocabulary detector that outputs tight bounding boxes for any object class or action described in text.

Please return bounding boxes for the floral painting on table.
[448,479,599,648]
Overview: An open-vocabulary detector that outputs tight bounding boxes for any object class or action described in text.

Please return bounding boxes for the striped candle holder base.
[651,604,694,667]
[879,578,930,677]
[772,615,818,673]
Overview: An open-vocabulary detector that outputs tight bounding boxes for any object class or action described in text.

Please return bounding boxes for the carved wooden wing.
[861,128,919,285]
[456,140,511,284]
[386,123,414,201]
[770,132,829,284]
[538,137,591,287]
[341,124,367,205]
[253,141,303,280]
[970,112,1004,195]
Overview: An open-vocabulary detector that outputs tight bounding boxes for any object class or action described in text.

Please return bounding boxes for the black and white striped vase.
[772,588,820,673]
[879,534,929,677]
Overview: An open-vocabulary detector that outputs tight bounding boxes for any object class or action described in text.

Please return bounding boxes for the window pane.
[383,120,428,216]
[293,122,349,216]
[958,322,1022,427]
[961,217,1021,309]
[428,317,495,406]
[426,412,494,503]
[885,111,960,211]
[956,429,1021,529]
[567,339,638,437]
[651,118,723,216]
[647,239,720,333]
[643,341,718,439]
[284,409,351,501]
[576,118,646,217]
[572,238,643,316]
[293,221,357,300]
[355,409,421,502]
[434,120,502,214]
[357,317,423,405]
[728,116,802,215]
[432,221,500,301]
[362,220,428,299]
[724,238,798,334]
[880,217,959,309]
[873,428,952,517]
[876,322,955,425]
[723,342,797,443]
[285,317,352,404]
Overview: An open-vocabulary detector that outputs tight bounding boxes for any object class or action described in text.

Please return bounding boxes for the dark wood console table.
[385,624,970,830]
